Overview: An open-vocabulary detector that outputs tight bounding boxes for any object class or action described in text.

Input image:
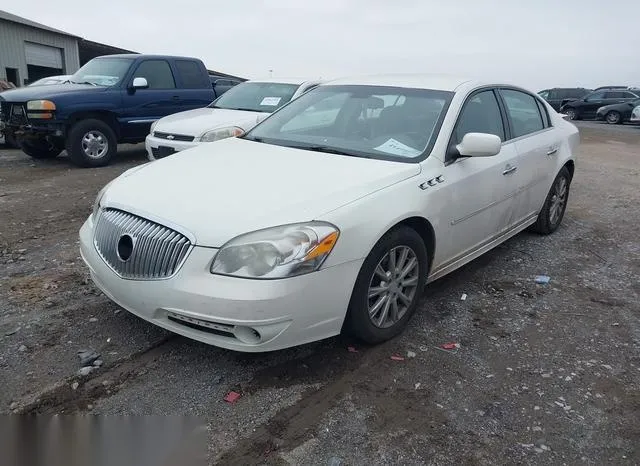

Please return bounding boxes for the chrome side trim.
[428,213,538,283]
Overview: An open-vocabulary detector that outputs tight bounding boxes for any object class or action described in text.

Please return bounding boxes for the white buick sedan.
[80,75,579,352]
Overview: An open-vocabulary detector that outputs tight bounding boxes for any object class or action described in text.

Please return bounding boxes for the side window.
[454,90,505,144]
[536,99,551,128]
[133,60,176,89]
[547,90,559,100]
[585,91,605,101]
[604,91,622,99]
[175,60,208,89]
[501,89,544,138]
[623,92,638,99]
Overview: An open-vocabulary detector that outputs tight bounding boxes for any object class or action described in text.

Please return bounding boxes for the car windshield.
[243,85,453,162]
[209,82,300,112]
[70,58,133,86]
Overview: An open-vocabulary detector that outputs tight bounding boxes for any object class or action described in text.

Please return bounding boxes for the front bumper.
[594,112,606,121]
[79,216,361,352]
[145,134,199,161]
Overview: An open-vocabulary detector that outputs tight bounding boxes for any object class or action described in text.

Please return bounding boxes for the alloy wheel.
[367,246,420,329]
[549,176,568,225]
[82,130,109,159]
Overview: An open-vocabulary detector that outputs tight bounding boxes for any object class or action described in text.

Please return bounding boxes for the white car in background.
[81,75,578,352]
[145,78,322,160]
[631,104,640,123]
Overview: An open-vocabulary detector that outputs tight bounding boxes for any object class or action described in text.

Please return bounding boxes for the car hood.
[155,107,270,137]
[0,84,106,102]
[102,137,421,247]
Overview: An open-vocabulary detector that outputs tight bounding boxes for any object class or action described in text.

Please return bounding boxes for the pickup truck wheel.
[67,119,117,167]
[17,137,62,159]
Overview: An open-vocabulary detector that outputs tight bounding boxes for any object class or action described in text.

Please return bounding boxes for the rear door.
[498,88,559,222]
[120,59,183,140]
[172,59,214,111]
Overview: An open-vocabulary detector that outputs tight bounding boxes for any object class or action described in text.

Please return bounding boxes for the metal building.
[0,9,80,86]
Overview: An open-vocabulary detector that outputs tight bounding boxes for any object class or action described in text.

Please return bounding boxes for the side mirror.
[456,133,502,157]
[132,77,148,90]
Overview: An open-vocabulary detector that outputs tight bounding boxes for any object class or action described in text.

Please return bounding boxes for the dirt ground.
[1,122,639,465]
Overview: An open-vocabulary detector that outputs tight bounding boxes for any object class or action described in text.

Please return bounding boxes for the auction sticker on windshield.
[260,97,282,106]
[374,138,421,157]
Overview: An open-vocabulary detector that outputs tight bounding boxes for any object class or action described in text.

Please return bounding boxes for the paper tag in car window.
[374,138,421,157]
[260,97,282,106]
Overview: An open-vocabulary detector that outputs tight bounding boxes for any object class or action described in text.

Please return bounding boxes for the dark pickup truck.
[0,54,215,167]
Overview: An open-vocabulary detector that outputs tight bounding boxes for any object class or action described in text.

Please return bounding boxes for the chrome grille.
[93,209,192,279]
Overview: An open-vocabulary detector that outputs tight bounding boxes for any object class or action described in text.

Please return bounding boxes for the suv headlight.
[210,222,339,279]
[150,120,159,134]
[200,126,244,143]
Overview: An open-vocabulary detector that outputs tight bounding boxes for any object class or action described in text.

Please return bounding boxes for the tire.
[344,226,429,344]
[66,119,117,167]
[17,137,62,159]
[530,166,571,235]
[605,111,621,125]
[564,108,578,120]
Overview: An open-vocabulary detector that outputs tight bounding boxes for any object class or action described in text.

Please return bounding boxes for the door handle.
[547,147,558,156]
[502,165,517,175]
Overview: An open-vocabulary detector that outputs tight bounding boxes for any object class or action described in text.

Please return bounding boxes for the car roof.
[321,74,478,92]
[246,77,320,85]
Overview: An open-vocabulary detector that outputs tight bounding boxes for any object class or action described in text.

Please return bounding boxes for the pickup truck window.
[133,60,176,89]
[70,57,132,86]
[175,60,209,89]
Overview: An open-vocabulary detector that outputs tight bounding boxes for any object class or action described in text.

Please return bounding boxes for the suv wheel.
[344,226,428,344]
[17,137,62,159]
[564,108,578,120]
[605,111,621,124]
[66,119,117,167]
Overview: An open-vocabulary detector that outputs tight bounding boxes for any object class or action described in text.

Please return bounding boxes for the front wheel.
[17,137,62,159]
[564,108,578,120]
[66,119,117,167]
[530,167,571,235]
[344,226,428,344]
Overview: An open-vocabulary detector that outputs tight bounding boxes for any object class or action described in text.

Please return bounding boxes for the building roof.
[0,9,80,38]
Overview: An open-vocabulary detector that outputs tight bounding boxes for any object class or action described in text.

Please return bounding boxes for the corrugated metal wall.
[0,19,79,85]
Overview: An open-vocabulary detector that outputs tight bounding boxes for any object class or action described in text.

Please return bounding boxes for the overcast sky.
[6,1,639,90]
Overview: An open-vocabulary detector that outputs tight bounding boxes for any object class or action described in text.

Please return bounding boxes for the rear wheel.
[605,111,621,124]
[66,119,117,167]
[17,137,62,159]
[530,167,571,235]
[345,226,428,344]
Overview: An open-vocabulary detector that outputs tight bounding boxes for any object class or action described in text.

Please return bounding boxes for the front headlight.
[200,126,244,143]
[210,222,339,279]
[150,120,159,134]
[596,107,605,113]
[27,100,56,111]
[92,180,114,220]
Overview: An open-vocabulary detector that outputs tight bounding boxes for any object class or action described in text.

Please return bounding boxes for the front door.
[431,89,521,272]
[120,59,183,140]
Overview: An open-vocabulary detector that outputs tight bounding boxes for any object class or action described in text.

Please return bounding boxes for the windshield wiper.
[69,80,98,86]
[228,107,262,112]
[284,144,368,158]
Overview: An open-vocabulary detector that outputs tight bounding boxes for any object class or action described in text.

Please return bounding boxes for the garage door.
[24,43,63,69]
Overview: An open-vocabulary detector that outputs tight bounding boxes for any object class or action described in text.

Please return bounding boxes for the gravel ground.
[1,122,639,465]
